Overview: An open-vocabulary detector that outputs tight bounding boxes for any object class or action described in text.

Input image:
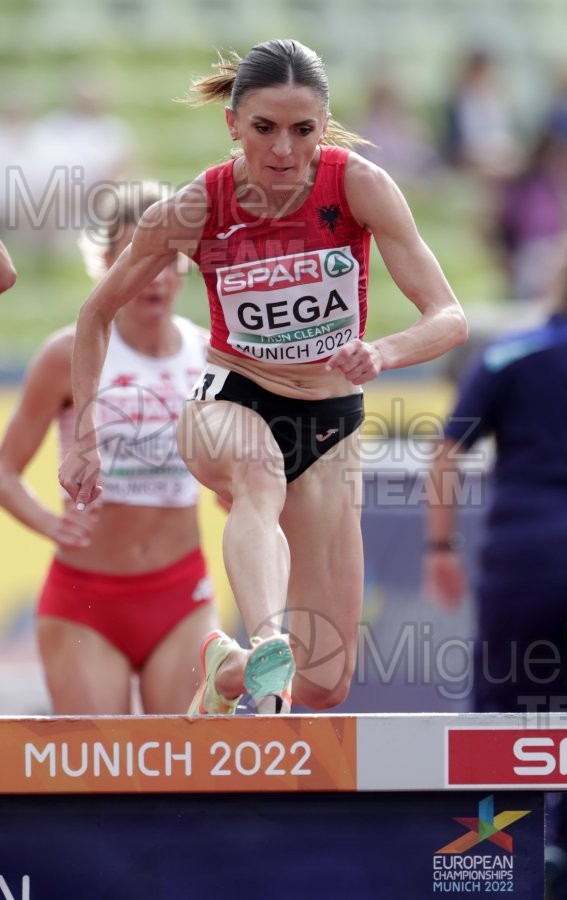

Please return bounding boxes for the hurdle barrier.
[0,711,560,898]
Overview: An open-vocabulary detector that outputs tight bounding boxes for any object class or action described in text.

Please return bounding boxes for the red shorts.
[37,548,214,669]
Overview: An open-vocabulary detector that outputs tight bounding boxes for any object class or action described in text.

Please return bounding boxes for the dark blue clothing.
[446,314,567,487]
[444,314,567,712]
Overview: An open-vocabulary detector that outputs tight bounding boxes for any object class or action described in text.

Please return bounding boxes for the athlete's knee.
[233,451,286,498]
[292,672,352,711]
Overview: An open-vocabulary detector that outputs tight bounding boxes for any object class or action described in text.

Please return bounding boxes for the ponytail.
[186,52,241,106]
[184,41,371,150]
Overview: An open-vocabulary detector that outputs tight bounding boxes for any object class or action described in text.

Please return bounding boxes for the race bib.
[189,364,231,401]
[216,246,360,364]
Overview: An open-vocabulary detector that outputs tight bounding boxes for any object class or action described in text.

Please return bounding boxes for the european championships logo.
[432,796,531,893]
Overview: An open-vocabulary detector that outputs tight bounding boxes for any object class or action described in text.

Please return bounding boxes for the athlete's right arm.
[0,331,98,548]
[59,183,207,507]
[422,437,468,609]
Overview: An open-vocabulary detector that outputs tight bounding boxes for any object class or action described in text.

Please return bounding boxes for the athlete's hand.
[423,551,467,611]
[49,502,102,550]
[58,442,103,510]
[325,339,384,384]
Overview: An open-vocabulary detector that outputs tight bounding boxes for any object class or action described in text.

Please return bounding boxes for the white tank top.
[58,316,205,507]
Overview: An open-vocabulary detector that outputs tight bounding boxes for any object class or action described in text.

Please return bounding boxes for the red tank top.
[193,146,371,366]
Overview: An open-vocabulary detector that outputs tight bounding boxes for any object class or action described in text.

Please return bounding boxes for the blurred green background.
[2,0,565,367]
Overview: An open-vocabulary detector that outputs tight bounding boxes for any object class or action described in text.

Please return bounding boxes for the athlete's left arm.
[326,153,467,385]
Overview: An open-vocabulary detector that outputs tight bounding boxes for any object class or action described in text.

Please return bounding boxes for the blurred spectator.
[2,72,134,254]
[545,70,567,143]
[0,91,39,233]
[357,78,441,185]
[439,49,521,178]
[30,73,134,196]
[490,128,567,302]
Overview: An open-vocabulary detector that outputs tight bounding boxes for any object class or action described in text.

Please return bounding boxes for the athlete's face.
[226,84,329,197]
[107,225,183,322]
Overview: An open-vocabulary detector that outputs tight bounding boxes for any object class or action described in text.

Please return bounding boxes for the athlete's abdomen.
[206,346,362,400]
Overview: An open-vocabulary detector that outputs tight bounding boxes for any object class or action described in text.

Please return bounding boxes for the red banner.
[448,728,567,787]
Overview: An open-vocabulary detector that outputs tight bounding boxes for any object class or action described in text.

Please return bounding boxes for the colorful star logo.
[436,795,530,854]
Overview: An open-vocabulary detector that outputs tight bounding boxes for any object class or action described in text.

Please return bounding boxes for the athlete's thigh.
[178,399,284,498]
[139,604,219,714]
[280,432,364,661]
[37,616,132,714]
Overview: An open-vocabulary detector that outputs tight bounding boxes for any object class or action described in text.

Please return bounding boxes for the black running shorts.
[189,364,364,482]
